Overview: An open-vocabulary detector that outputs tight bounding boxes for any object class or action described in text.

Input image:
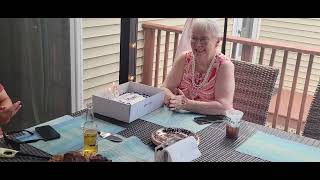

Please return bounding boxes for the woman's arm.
[0,88,22,125]
[169,61,235,115]
[161,52,187,105]
[0,88,13,107]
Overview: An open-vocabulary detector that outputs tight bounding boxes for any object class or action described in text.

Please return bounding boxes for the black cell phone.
[193,115,226,125]
[35,125,60,141]
[194,115,226,121]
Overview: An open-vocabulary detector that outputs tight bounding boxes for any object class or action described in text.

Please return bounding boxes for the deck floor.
[267,89,314,134]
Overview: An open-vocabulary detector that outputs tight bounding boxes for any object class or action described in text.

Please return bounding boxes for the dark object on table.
[89,154,111,162]
[3,129,41,151]
[3,126,60,151]
[0,147,50,160]
[63,152,87,162]
[35,125,61,141]
[151,127,200,146]
[193,115,227,125]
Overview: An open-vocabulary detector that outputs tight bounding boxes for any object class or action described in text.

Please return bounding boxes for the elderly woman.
[162,19,235,115]
[0,83,22,125]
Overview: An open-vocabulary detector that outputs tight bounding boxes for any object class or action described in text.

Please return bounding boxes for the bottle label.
[83,129,98,157]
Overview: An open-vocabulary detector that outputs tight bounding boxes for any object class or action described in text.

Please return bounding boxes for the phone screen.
[35,125,60,140]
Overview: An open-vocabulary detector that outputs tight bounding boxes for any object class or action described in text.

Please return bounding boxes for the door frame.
[70,18,83,112]
[231,18,261,62]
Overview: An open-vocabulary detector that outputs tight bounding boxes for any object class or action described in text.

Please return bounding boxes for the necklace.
[191,55,217,89]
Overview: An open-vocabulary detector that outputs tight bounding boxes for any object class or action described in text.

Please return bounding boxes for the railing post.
[142,28,155,86]
[284,53,302,131]
[154,30,161,87]
[296,55,314,134]
[258,47,265,65]
[272,50,289,129]
[173,33,179,62]
[163,31,170,82]
[231,42,238,59]
[241,45,254,62]
[119,18,138,84]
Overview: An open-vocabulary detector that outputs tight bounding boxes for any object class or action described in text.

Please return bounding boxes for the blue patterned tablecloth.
[236,131,320,162]
[16,115,125,155]
[140,106,211,133]
[98,136,154,162]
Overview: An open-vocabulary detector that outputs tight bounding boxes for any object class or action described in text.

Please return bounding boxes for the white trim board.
[230,18,261,62]
[70,18,83,112]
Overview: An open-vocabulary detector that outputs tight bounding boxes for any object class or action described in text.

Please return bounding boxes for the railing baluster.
[163,31,170,82]
[173,33,179,62]
[142,28,155,86]
[296,55,314,134]
[272,50,289,129]
[154,30,161,87]
[285,53,302,131]
[258,47,265,65]
[231,42,238,59]
[269,49,276,67]
[241,45,254,62]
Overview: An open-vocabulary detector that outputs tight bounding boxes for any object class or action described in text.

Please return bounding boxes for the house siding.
[255,18,320,95]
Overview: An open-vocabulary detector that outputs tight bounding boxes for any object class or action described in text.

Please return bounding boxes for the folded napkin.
[155,136,201,162]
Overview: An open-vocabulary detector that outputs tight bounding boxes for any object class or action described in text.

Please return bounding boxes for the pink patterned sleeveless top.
[177,51,229,102]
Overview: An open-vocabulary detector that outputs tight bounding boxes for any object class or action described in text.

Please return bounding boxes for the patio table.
[1,109,320,162]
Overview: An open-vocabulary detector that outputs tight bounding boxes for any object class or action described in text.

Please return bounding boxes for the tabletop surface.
[1,110,320,162]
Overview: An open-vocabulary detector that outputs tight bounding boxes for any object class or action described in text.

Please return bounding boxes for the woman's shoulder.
[0,83,3,92]
[172,51,190,67]
[212,52,233,70]
[216,52,231,64]
[175,51,193,64]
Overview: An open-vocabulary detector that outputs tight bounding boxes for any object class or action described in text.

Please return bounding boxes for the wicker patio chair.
[303,80,320,140]
[232,59,279,125]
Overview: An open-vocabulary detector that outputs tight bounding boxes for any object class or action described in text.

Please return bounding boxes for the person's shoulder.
[0,83,3,92]
[220,60,234,69]
[180,51,192,59]
[216,51,230,61]
[216,52,233,65]
[216,53,234,71]
[174,51,190,65]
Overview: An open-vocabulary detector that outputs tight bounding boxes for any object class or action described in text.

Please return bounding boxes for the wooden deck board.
[268,89,313,122]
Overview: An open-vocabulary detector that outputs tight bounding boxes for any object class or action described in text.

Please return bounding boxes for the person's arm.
[169,61,235,115]
[161,52,187,105]
[0,87,13,108]
[0,86,22,125]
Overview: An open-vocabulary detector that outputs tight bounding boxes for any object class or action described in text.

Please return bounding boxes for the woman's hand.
[168,89,189,110]
[164,93,175,106]
[0,101,22,125]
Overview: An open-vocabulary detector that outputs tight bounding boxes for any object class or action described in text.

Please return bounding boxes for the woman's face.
[190,28,219,59]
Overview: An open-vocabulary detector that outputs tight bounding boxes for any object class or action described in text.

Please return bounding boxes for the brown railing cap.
[142,22,320,56]
[142,22,182,34]
[227,36,320,56]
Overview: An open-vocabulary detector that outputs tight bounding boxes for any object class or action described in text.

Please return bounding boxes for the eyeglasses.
[191,37,210,45]
[3,129,38,151]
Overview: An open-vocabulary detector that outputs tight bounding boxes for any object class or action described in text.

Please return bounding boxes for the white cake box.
[92,82,165,123]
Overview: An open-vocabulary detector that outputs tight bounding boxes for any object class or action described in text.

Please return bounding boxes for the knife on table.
[98,131,123,142]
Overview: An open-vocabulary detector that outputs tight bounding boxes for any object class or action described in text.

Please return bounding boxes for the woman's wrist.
[182,98,192,110]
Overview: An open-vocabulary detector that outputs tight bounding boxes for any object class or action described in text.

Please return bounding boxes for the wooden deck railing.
[141,22,320,134]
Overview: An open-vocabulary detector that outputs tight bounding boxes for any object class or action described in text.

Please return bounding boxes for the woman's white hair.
[191,18,221,39]
[174,18,222,59]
